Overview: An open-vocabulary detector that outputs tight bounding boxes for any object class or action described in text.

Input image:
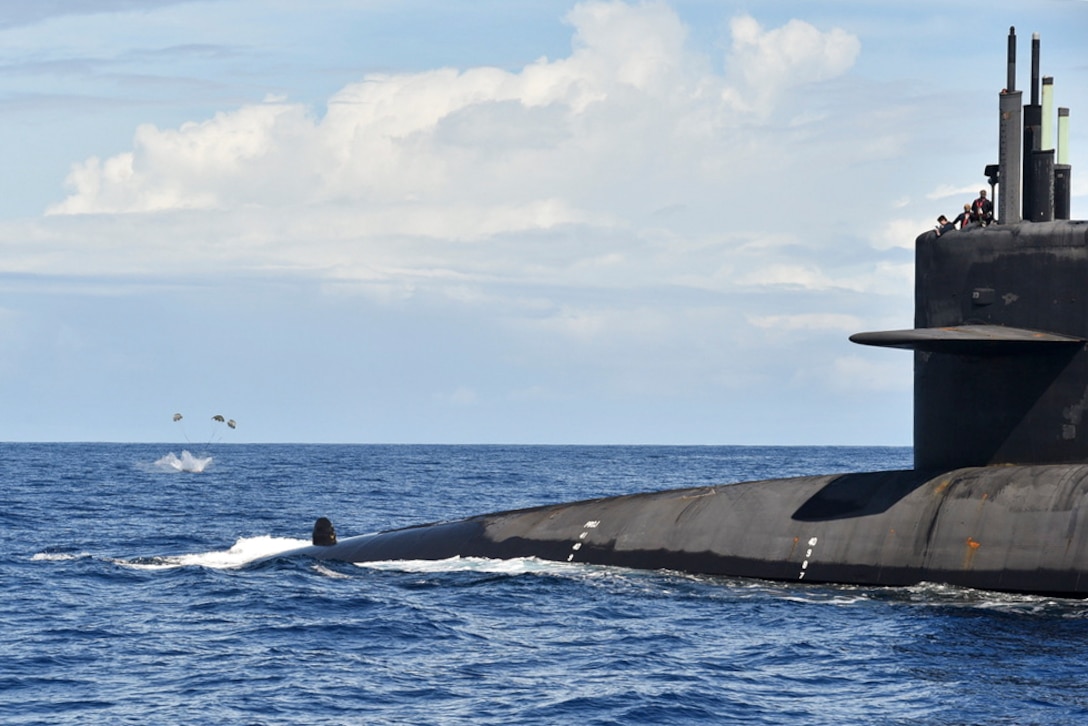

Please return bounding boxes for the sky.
[1,0,1086,445]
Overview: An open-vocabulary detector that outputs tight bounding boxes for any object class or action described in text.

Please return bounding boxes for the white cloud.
[49,102,320,214]
[45,3,860,231]
[563,0,690,93]
[0,0,1082,446]
[724,16,860,114]
[11,0,882,336]
[2,2,923,444]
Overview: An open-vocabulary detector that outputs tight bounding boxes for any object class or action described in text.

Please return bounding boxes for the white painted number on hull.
[799,536,818,580]
[568,521,602,562]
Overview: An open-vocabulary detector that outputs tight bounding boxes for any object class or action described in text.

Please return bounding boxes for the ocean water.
[5,443,1088,725]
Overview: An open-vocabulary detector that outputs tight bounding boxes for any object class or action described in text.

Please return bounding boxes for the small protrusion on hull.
[312,517,337,546]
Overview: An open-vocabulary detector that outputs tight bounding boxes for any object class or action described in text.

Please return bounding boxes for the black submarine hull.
[302,463,1088,597]
[286,29,1088,598]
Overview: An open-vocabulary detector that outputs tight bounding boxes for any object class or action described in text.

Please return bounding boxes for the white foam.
[152,450,213,473]
[31,551,90,562]
[780,593,871,606]
[119,535,310,570]
[312,562,354,579]
[858,581,1088,615]
[353,555,585,576]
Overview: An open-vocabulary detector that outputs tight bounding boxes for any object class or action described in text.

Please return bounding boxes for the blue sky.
[1,0,1086,444]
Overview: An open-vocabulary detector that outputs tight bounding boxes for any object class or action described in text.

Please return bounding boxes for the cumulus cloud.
[723,15,860,115]
[50,101,322,214]
[14,0,891,356]
[47,2,860,230]
[12,1,899,402]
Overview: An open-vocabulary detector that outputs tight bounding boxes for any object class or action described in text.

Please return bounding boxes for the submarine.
[294,28,1088,597]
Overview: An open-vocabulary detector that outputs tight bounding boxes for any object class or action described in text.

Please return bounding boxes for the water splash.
[153,450,213,473]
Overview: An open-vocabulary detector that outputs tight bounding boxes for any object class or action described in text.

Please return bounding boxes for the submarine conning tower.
[852,28,1088,470]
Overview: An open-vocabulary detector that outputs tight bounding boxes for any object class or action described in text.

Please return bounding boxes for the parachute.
[211,414,237,429]
[166,412,238,472]
[171,412,239,443]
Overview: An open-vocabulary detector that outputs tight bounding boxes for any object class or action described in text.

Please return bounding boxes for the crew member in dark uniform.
[972,189,993,226]
[935,215,956,236]
[953,203,974,229]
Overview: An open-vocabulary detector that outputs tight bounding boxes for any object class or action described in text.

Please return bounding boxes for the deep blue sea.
[5,443,1088,725]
